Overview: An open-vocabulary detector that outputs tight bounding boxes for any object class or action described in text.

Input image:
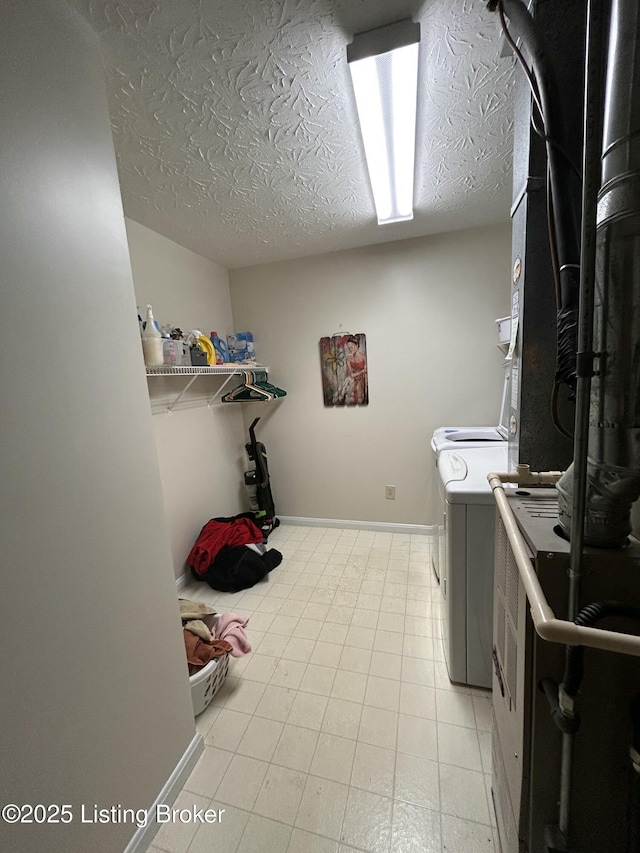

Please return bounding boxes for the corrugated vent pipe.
[557,0,640,548]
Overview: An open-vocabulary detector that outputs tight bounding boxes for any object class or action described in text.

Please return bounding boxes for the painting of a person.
[320,333,368,406]
[343,335,368,405]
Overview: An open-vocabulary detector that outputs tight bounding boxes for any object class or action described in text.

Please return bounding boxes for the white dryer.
[437,444,508,689]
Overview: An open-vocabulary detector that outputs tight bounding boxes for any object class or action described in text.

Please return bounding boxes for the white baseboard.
[277,516,436,536]
[123,733,204,853]
[175,572,190,592]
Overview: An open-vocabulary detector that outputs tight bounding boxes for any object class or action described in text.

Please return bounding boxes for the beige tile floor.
[150,524,497,853]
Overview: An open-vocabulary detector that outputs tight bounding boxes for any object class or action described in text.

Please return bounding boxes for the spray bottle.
[141,304,164,366]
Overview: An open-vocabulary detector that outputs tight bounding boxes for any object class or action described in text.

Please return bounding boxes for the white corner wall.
[229,225,511,524]
[0,4,196,851]
[125,219,249,579]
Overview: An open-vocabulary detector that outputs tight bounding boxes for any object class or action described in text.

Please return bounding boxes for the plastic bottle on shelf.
[142,304,164,366]
[210,331,230,364]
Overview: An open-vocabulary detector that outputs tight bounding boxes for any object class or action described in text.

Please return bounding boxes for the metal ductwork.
[557,0,640,548]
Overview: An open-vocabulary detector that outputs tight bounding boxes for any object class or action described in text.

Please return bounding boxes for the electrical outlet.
[385,485,396,500]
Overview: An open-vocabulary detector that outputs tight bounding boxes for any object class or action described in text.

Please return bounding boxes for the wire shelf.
[145,364,271,412]
[145,364,267,376]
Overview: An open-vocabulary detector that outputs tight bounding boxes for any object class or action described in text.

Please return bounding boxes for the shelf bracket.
[206,373,238,407]
[167,374,200,413]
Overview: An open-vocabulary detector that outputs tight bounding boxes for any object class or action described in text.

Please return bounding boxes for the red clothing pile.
[187,517,264,575]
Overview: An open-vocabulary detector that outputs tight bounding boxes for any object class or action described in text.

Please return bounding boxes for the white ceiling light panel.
[348,20,420,225]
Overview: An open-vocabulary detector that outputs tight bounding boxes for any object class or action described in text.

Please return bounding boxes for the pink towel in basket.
[214,612,251,657]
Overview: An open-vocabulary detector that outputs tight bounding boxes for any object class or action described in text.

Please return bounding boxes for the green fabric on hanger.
[221,371,286,403]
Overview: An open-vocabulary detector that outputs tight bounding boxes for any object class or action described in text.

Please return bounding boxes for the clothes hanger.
[243,371,273,401]
[221,370,287,402]
[245,369,286,397]
[254,380,286,398]
[222,371,273,402]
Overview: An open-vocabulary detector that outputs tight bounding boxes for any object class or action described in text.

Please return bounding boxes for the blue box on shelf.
[227,332,255,363]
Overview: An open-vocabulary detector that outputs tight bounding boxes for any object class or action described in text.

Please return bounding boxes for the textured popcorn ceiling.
[71,0,515,268]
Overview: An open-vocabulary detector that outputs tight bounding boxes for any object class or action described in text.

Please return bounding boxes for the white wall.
[125,219,250,579]
[230,225,511,525]
[0,5,196,851]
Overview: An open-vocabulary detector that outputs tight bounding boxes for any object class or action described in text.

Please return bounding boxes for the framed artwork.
[319,333,369,407]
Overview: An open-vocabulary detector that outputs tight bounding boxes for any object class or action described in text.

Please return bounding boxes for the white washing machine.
[430,367,510,583]
[437,444,508,689]
[431,426,507,584]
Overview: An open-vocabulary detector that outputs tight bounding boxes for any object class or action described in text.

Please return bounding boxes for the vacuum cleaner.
[244,417,278,536]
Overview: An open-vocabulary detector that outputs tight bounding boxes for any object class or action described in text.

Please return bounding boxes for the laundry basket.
[189,653,229,716]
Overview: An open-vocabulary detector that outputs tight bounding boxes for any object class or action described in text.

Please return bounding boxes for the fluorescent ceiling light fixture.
[347,20,420,225]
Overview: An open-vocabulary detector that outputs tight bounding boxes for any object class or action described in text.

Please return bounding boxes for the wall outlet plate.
[385,485,396,500]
